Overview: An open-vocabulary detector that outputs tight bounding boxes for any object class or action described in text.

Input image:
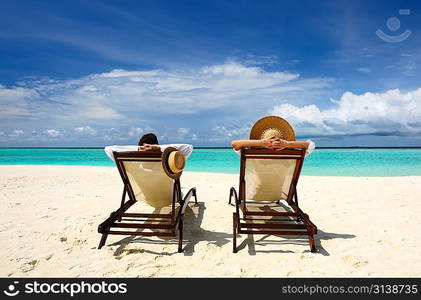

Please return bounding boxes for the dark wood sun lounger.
[98,151,197,252]
[229,148,317,252]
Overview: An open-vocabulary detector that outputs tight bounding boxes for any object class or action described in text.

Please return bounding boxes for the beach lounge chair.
[229,148,317,252]
[97,149,197,252]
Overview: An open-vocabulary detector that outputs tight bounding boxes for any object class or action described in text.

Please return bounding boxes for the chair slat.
[107,230,175,236]
[122,213,173,218]
[110,223,174,229]
[238,230,310,235]
[239,223,306,229]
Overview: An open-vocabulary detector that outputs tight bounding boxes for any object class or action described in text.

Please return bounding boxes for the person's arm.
[159,144,193,159]
[286,140,315,156]
[104,145,139,161]
[138,144,160,151]
[232,138,312,151]
[231,137,286,151]
[285,140,310,149]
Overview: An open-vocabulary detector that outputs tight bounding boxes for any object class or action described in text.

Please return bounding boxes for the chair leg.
[118,186,127,222]
[233,213,238,253]
[178,217,184,253]
[98,233,108,249]
[308,235,316,253]
[193,189,198,205]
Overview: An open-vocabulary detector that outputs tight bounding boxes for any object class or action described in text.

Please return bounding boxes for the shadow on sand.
[109,202,231,257]
[236,229,356,256]
[234,201,356,256]
[108,200,355,257]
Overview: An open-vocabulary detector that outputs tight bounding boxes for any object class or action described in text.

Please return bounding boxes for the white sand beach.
[1,165,420,277]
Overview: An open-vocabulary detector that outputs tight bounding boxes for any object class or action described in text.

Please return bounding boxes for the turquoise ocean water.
[1,148,421,176]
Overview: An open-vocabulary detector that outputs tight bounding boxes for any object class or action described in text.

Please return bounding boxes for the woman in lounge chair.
[231,116,315,155]
[228,116,318,252]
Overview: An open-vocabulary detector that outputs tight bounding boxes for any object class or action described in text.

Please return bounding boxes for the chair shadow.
[182,202,232,256]
[109,201,231,257]
[236,230,356,256]
[235,202,356,256]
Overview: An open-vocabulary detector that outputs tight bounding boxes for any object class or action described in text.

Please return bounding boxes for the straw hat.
[161,147,186,179]
[249,116,296,141]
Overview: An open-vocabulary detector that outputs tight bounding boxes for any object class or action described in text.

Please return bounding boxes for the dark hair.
[138,133,159,146]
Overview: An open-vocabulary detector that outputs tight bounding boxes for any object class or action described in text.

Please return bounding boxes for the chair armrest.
[180,187,197,215]
[229,187,239,205]
[174,187,197,226]
[229,187,240,215]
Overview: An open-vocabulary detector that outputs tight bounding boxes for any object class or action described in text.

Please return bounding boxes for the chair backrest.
[240,149,305,203]
[113,151,174,208]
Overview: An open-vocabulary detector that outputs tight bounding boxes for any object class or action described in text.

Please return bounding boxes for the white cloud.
[9,130,24,137]
[3,61,420,144]
[0,62,335,144]
[356,67,371,73]
[74,126,98,136]
[128,127,144,137]
[45,129,61,138]
[241,54,279,66]
[286,59,300,65]
[0,62,329,123]
[103,127,128,141]
[211,124,251,141]
[270,88,421,136]
[69,106,123,120]
[176,127,190,137]
[164,127,199,142]
[0,84,38,118]
[0,84,37,101]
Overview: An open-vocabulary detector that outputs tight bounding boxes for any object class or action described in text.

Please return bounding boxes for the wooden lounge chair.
[229,148,317,252]
[98,150,197,252]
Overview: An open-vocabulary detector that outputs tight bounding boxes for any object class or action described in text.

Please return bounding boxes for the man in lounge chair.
[98,132,197,252]
[104,132,193,161]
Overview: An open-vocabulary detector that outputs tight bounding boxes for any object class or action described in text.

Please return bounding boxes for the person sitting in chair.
[104,132,193,162]
[231,116,315,155]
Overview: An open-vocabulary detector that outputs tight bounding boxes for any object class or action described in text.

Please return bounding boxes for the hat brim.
[249,116,296,141]
[161,147,183,179]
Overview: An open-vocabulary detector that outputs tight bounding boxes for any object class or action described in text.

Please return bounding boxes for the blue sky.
[1,0,421,146]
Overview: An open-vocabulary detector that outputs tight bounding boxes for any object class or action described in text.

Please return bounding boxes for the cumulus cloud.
[159,127,199,142]
[239,54,279,66]
[45,129,61,138]
[211,124,252,141]
[0,84,38,118]
[0,62,329,121]
[102,127,128,141]
[0,62,335,144]
[356,67,371,73]
[128,127,144,137]
[73,126,98,136]
[2,61,420,145]
[9,130,24,137]
[270,88,421,137]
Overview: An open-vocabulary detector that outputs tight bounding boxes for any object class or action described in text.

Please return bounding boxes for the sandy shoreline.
[1,165,420,277]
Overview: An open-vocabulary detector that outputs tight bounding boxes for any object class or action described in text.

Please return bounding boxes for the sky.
[1,0,421,147]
